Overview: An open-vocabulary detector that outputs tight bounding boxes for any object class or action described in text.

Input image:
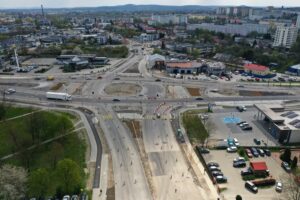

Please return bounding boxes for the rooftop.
[244,63,269,72]
[250,161,268,171]
[165,61,201,69]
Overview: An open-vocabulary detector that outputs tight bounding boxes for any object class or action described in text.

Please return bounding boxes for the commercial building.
[187,23,270,36]
[165,60,202,74]
[255,104,300,144]
[146,54,165,69]
[273,26,298,48]
[206,62,226,76]
[244,63,272,77]
[286,64,300,76]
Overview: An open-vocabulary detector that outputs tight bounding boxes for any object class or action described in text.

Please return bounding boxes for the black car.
[112,99,120,102]
[254,138,261,145]
[195,97,203,101]
[241,168,253,176]
[207,162,219,167]
[196,146,210,154]
[264,149,271,156]
[242,125,253,131]
[233,161,246,168]
[212,171,224,177]
[250,147,259,157]
[215,176,227,183]
[155,78,161,82]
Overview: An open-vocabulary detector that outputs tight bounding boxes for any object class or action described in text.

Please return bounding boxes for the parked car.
[227,146,238,153]
[281,161,291,172]
[258,149,265,157]
[233,161,246,168]
[246,149,253,158]
[239,122,249,127]
[275,181,283,192]
[264,149,271,156]
[196,146,210,154]
[207,162,219,167]
[237,106,247,112]
[254,138,261,145]
[212,171,224,177]
[242,125,253,131]
[237,121,246,125]
[245,181,258,193]
[63,195,70,200]
[215,175,227,183]
[209,166,221,172]
[71,195,79,200]
[241,168,253,176]
[233,157,246,163]
[250,147,259,157]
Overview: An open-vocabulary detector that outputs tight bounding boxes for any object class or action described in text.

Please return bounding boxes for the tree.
[0,165,27,200]
[291,156,298,169]
[236,195,242,200]
[280,149,291,163]
[28,168,54,198]
[0,103,6,120]
[48,142,64,168]
[55,159,83,194]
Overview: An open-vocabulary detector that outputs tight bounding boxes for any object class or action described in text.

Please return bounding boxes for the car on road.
[245,181,258,193]
[4,88,16,94]
[254,138,261,145]
[155,78,161,82]
[246,149,253,158]
[112,99,120,102]
[97,76,102,79]
[227,146,238,153]
[207,162,219,167]
[113,77,120,80]
[195,97,203,100]
[215,175,227,183]
[237,106,247,112]
[264,149,271,156]
[281,161,291,172]
[275,181,283,192]
[236,84,245,88]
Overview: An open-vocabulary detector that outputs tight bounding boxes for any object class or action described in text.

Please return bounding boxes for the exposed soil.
[104,83,142,96]
[124,120,142,138]
[239,90,292,96]
[123,62,139,73]
[186,87,201,96]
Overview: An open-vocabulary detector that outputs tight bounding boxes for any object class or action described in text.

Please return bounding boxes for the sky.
[0,0,299,9]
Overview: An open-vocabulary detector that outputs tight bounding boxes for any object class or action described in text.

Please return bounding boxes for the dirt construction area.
[104,83,142,96]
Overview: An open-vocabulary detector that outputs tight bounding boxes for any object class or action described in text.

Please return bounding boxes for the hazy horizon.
[0,0,299,9]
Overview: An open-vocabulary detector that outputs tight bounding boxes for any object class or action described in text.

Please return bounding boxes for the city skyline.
[0,0,299,9]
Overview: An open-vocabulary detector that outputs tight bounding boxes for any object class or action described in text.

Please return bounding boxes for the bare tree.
[0,164,27,200]
[282,174,300,200]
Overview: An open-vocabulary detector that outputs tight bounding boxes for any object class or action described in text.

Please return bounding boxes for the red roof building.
[250,161,268,172]
[244,63,270,76]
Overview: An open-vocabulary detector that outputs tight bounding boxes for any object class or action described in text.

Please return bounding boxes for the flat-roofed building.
[255,104,300,144]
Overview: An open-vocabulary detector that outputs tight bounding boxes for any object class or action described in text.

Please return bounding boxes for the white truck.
[46,92,72,101]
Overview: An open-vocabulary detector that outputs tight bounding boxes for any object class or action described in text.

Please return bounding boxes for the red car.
[246,148,253,158]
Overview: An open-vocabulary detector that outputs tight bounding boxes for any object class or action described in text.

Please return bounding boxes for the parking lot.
[203,150,287,200]
[208,107,278,147]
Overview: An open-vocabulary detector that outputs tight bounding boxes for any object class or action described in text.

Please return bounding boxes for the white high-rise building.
[273,26,298,48]
[296,14,300,28]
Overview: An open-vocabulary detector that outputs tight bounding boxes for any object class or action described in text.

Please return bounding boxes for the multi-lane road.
[1,44,299,200]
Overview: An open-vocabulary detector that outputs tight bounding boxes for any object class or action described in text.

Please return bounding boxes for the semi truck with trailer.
[46,92,72,101]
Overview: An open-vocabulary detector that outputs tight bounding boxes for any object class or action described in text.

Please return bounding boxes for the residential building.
[273,26,298,48]
[255,104,300,144]
[150,14,187,25]
[187,23,270,36]
[296,14,300,29]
